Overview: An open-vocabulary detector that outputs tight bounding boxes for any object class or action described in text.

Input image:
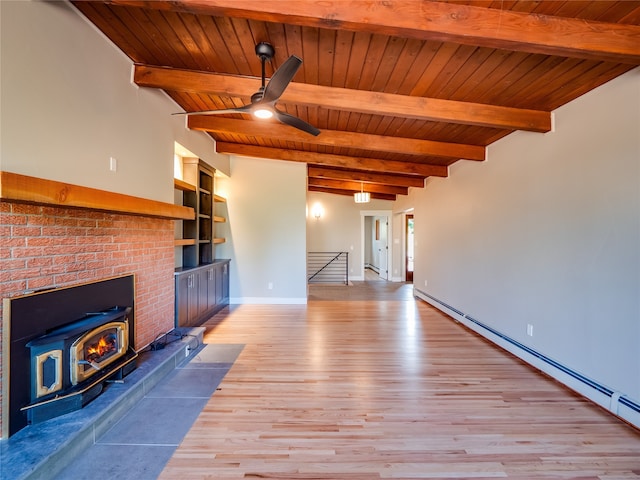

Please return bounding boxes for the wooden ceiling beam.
[215,143,449,178]
[189,117,485,161]
[308,186,396,201]
[134,64,551,132]
[308,178,408,196]
[110,1,640,64]
[308,166,425,188]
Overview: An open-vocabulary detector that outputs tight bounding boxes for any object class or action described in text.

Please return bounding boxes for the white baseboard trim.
[414,288,640,430]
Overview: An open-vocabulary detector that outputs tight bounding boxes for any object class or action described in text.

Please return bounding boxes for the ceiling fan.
[176,42,320,136]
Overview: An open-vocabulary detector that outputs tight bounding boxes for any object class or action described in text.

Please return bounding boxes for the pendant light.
[354,182,370,203]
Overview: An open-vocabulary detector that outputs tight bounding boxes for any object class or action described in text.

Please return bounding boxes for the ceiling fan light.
[354,191,370,203]
[253,107,273,119]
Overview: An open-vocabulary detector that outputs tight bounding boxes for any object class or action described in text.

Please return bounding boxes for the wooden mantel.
[0,171,194,220]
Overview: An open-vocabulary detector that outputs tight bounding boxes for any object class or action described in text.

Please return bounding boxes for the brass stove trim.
[34,350,63,398]
[70,320,129,385]
[20,351,138,412]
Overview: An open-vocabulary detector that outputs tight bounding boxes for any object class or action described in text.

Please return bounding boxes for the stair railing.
[307,252,349,285]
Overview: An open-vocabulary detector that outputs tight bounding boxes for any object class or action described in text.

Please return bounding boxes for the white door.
[378,217,388,280]
[360,211,393,282]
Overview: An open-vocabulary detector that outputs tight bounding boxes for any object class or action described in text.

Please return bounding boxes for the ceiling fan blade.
[262,55,302,104]
[274,109,320,136]
[172,104,253,116]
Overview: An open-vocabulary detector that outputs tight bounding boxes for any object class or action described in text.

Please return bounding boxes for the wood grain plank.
[88,3,160,64]
[308,186,395,201]
[174,178,196,191]
[215,143,449,177]
[189,117,486,161]
[332,29,353,89]
[307,178,408,196]
[136,65,551,132]
[308,166,425,188]
[174,238,196,246]
[157,285,640,479]
[0,172,194,220]
[107,0,640,63]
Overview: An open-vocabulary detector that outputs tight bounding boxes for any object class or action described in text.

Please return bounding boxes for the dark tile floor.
[52,343,243,480]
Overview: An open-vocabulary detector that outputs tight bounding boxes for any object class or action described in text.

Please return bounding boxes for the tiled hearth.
[1,328,243,480]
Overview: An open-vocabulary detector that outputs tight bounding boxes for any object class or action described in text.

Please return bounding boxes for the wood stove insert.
[2,274,136,437]
[24,306,137,424]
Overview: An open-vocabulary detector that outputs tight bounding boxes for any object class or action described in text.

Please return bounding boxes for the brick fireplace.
[1,198,178,437]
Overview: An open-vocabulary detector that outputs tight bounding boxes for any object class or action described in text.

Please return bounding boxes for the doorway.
[405,214,414,283]
[360,211,392,282]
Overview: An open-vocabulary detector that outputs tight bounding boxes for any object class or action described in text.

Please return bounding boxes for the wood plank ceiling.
[73,1,640,201]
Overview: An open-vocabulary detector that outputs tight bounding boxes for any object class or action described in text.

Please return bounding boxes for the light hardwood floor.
[160,282,640,479]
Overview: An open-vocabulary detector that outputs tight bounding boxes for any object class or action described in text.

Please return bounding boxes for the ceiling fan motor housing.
[251,89,266,104]
[255,42,275,61]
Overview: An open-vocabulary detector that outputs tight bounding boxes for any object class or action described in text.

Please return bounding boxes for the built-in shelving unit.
[173,156,230,328]
[174,158,215,267]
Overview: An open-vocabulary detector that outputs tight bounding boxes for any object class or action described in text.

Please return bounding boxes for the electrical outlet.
[109,156,117,172]
[527,324,534,337]
[424,280,428,287]
[184,345,190,357]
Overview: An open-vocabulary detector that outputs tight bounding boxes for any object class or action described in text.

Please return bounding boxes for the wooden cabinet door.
[221,262,229,304]
[214,263,224,305]
[177,273,199,327]
[175,274,190,327]
[188,273,200,326]
[196,269,208,318]
[206,266,217,311]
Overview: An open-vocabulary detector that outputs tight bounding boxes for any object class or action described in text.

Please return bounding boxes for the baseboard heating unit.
[414,288,640,430]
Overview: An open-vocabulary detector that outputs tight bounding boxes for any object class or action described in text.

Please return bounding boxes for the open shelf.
[174,238,196,246]
[174,178,196,192]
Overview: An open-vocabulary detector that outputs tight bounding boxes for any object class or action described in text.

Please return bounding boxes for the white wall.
[220,156,308,304]
[405,67,640,403]
[307,191,393,281]
[0,1,227,203]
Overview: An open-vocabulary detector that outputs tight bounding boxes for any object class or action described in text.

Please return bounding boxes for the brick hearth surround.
[0,201,176,436]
